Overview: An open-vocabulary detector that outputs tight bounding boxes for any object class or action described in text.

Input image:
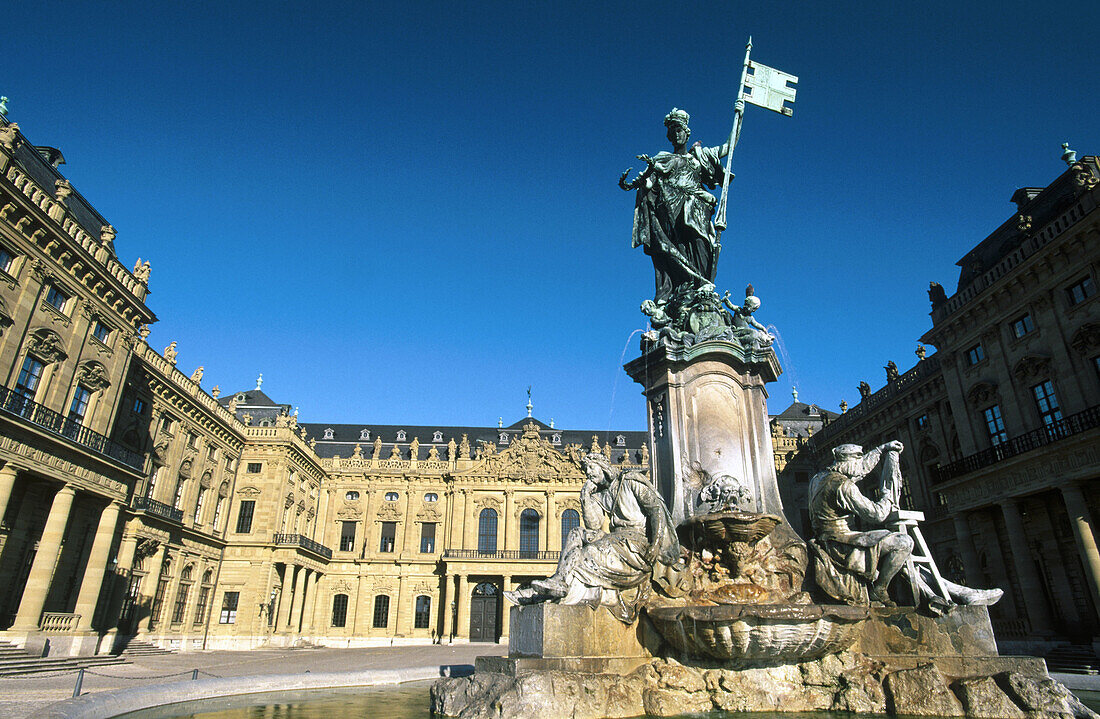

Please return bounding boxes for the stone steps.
[1045,644,1100,675]
[0,642,129,676]
[115,640,176,656]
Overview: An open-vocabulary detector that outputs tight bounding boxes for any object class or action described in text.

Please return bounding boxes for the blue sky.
[4,2,1098,431]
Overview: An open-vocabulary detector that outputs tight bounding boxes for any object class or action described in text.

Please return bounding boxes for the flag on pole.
[742,61,798,116]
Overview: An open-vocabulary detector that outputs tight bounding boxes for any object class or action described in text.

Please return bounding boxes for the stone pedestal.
[623,339,783,525]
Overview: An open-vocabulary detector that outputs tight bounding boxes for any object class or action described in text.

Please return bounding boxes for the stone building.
[769,394,838,538]
[804,149,1100,653]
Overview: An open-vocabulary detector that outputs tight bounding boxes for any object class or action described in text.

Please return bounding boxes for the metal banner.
[743,61,798,116]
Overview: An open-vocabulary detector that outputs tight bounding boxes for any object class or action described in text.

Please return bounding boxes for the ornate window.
[424,492,438,502]
[478,508,498,554]
[966,344,985,365]
[1032,380,1063,426]
[551,433,561,445]
[1067,276,1097,305]
[414,595,431,629]
[615,434,626,446]
[323,428,334,440]
[219,591,239,624]
[14,356,44,402]
[92,321,110,343]
[561,509,580,550]
[44,284,69,313]
[67,385,92,425]
[345,491,360,501]
[360,428,371,440]
[983,405,1008,446]
[499,432,508,443]
[372,594,390,628]
[396,430,407,441]
[519,509,540,557]
[332,594,349,627]
[379,522,396,552]
[384,491,399,502]
[433,430,443,442]
[1011,313,1035,338]
[420,522,436,553]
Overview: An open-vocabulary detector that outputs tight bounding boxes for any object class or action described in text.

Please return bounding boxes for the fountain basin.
[677,510,781,551]
[647,603,868,662]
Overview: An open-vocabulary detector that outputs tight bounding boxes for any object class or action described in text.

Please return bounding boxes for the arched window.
[332,594,348,627]
[414,595,431,629]
[372,594,390,628]
[519,509,540,557]
[478,508,498,554]
[561,509,580,550]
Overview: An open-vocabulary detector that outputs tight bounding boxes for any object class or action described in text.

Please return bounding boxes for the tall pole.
[715,37,752,232]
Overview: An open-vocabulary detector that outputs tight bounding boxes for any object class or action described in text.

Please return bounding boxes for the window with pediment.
[396,430,407,441]
[360,428,370,440]
[323,428,334,440]
[433,430,443,442]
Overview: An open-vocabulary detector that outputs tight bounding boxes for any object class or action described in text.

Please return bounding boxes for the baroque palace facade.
[803,149,1100,653]
[0,110,666,653]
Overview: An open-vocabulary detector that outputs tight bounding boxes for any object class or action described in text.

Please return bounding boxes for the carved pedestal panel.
[624,339,783,526]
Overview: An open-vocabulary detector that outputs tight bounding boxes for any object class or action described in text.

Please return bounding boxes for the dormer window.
[323,428,334,440]
[552,433,561,445]
[396,430,406,441]
[360,428,371,440]
[236,393,246,402]
[384,491,399,502]
[615,434,626,447]
[808,405,819,416]
[433,430,443,442]
[499,432,508,443]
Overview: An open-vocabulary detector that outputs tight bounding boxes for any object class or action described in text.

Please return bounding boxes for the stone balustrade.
[40,611,80,632]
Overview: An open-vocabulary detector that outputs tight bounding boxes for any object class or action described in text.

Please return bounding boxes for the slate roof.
[769,401,836,439]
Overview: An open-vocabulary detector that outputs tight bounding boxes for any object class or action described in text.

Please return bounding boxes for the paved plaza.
[0,643,501,718]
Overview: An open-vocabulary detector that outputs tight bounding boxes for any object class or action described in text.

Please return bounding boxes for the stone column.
[102,534,139,633]
[543,491,554,551]
[501,576,513,639]
[1060,482,1100,624]
[951,512,981,586]
[290,565,308,634]
[12,485,76,630]
[503,489,514,551]
[301,570,318,634]
[276,564,295,632]
[73,501,123,631]
[455,574,469,641]
[0,464,20,522]
[139,543,169,633]
[1001,499,1054,632]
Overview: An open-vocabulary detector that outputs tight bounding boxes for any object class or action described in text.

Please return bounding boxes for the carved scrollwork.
[218,480,230,498]
[473,422,585,483]
[966,381,999,409]
[513,496,544,518]
[1071,322,1100,357]
[377,504,402,522]
[472,495,502,513]
[199,471,213,490]
[26,328,67,364]
[331,578,354,594]
[555,498,581,518]
[1012,355,1052,385]
[178,457,193,480]
[135,538,160,559]
[415,506,443,523]
[76,361,111,392]
[237,485,261,497]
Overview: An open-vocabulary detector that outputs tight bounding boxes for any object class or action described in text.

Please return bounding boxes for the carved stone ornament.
[966,381,999,409]
[199,471,213,490]
[237,485,261,497]
[376,504,402,522]
[1072,162,1100,190]
[336,501,361,519]
[218,480,230,498]
[1012,355,1052,385]
[1071,322,1100,356]
[331,579,354,594]
[472,495,502,512]
[178,457,193,479]
[76,361,111,392]
[474,422,585,483]
[413,581,436,595]
[27,328,67,364]
[135,538,160,559]
[151,438,170,467]
[416,506,443,523]
[0,123,21,151]
[555,498,581,518]
[514,496,544,518]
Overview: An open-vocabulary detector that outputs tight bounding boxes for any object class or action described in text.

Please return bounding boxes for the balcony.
[0,385,144,470]
[934,404,1100,484]
[272,533,332,560]
[131,496,184,522]
[40,612,80,633]
[443,549,561,561]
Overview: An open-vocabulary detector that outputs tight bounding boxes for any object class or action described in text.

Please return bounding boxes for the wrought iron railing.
[933,404,1100,484]
[443,549,560,561]
[0,385,143,469]
[272,533,333,559]
[131,496,184,522]
[40,612,80,632]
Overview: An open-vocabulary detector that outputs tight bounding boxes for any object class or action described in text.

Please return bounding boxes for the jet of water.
[607,327,645,439]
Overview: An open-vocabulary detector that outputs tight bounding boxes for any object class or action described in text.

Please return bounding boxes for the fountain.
[431,46,1097,719]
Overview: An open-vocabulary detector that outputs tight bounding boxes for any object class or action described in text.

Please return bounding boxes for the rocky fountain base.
[431,602,1092,719]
